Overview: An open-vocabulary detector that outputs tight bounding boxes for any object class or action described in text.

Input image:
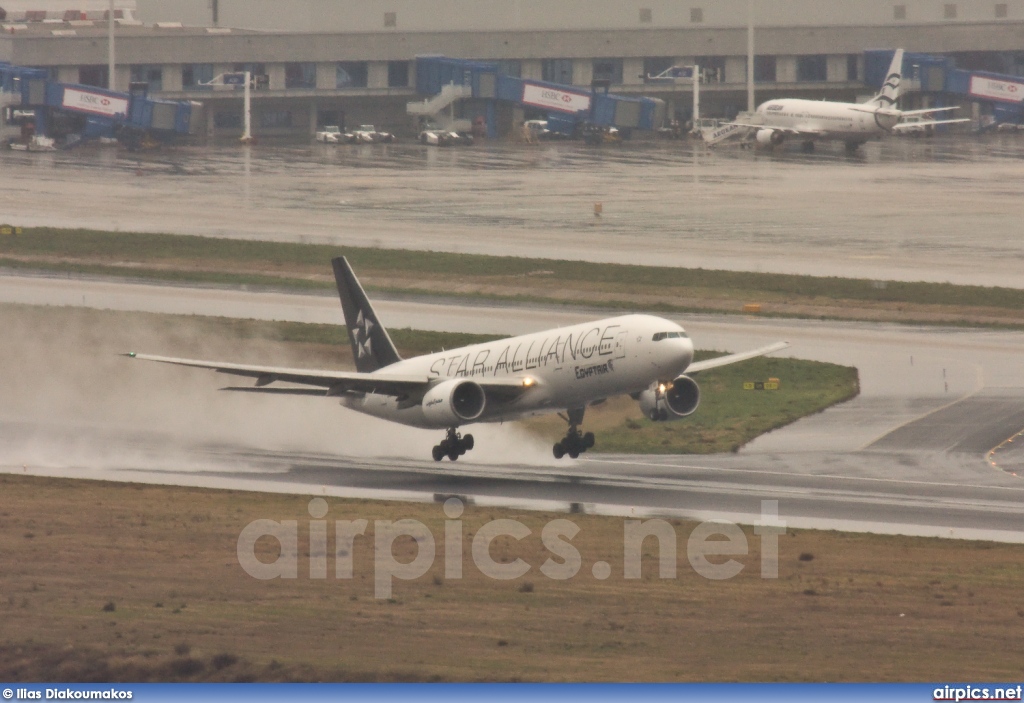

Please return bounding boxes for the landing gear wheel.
[553,408,592,459]
[433,427,474,462]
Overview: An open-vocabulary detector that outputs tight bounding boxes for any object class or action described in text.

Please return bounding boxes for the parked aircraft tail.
[332,256,402,372]
[869,48,904,108]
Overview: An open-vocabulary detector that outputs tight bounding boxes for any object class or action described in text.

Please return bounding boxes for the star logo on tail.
[352,310,375,359]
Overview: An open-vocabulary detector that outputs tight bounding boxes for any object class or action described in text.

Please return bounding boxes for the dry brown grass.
[2,475,1023,682]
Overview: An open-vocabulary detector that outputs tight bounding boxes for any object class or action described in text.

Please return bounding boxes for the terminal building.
[2,0,1022,138]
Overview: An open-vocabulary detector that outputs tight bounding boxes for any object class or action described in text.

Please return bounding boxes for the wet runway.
[2,136,1024,287]
[1,273,1023,541]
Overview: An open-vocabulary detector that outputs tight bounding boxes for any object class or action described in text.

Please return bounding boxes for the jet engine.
[637,376,700,422]
[421,379,486,426]
[755,128,785,146]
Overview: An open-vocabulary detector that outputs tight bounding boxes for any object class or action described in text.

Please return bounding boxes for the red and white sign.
[969,75,1024,104]
[522,83,591,114]
[61,87,129,118]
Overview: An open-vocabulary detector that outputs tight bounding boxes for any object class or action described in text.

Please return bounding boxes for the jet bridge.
[1,61,199,148]
[410,56,666,139]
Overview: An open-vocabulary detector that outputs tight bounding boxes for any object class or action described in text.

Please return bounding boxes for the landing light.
[523,378,536,387]
[658,383,666,394]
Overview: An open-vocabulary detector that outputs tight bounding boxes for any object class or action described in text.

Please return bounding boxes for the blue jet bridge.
[413,56,666,139]
[1,61,199,148]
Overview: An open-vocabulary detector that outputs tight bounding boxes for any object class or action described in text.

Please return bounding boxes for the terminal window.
[690,7,703,23]
[182,64,213,89]
[893,4,906,19]
[78,65,108,88]
[388,61,409,87]
[944,3,957,18]
[643,57,674,79]
[285,63,316,89]
[130,65,163,92]
[796,55,828,82]
[754,56,776,83]
[996,3,1008,17]
[337,62,368,88]
[233,63,267,86]
[495,60,522,78]
[639,8,652,23]
[847,54,859,81]
[696,56,726,83]
[593,59,624,85]
[542,59,574,85]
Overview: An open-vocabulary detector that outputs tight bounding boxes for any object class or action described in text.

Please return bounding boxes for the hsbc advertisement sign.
[521,83,591,114]
[62,87,130,118]
[969,75,1024,104]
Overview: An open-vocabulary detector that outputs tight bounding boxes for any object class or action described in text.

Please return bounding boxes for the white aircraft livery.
[731,49,969,151]
[127,258,788,461]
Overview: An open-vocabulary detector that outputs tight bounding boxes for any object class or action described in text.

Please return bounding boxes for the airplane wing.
[686,342,790,374]
[124,353,535,398]
[891,118,971,132]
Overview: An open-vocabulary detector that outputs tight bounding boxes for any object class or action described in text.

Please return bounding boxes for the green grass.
[4,226,1024,313]
[526,352,860,454]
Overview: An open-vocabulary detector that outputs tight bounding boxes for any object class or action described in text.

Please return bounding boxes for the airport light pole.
[107,0,115,90]
[241,71,253,143]
[746,0,755,113]
[693,65,700,124]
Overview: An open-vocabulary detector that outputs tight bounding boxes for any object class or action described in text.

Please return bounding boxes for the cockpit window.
[652,331,689,341]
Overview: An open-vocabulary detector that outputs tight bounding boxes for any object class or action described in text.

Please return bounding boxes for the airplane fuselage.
[757,98,901,141]
[341,314,694,429]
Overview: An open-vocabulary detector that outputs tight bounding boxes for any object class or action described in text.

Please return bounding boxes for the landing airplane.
[126,258,789,461]
[729,49,969,152]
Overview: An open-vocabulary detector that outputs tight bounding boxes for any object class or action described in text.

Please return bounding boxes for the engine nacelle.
[637,375,700,422]
[756,128,785,146]
[421,379,486,426]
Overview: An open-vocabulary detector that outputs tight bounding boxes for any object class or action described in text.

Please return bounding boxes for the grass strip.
[3,226,1024,311]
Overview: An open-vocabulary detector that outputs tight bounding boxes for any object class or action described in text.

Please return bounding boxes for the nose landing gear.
[432,427,474,462]
[553,407,595,459]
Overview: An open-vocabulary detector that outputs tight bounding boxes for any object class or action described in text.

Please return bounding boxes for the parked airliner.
[126,258,788,461]
[730,49,969,152]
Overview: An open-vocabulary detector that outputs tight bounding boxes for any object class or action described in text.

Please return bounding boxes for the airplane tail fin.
[331,257,402,373]
[869,48,904,109]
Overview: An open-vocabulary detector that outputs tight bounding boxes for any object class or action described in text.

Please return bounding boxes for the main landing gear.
[432,427,474,462]
[553,407,595,459]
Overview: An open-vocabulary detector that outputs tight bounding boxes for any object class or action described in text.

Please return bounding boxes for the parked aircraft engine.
[756,128,785,146]
[422,379,486,425]
[637,376,700,422]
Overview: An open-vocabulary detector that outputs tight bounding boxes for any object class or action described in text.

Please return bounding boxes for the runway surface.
[3,137,1024,287]
[2,272,1023,542]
